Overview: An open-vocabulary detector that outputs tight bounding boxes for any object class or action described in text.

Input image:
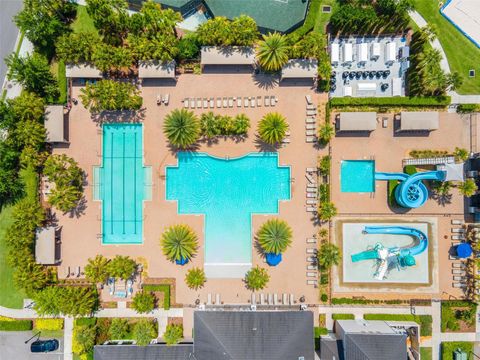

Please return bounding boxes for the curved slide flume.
[375,171,446,208]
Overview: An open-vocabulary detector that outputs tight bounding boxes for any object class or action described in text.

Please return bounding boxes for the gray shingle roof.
[344,333,407,360]
[320,338,343,360]
[193,311,314,360]
[93,344,194,360]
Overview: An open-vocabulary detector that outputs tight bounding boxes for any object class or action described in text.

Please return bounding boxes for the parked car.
[30,339,59,353]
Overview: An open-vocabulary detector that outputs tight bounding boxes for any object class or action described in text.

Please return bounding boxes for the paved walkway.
[3,32,33,100]
[431,301,441,360]
[63,317,73,360]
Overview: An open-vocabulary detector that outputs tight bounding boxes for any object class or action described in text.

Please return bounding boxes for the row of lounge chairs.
[306,168,318,212]
[206,293,222,305]
[183,96,278,110]
[451,218,468,289]
[65,266,82,278]
[305,95,317,143]
[156,94,170,105]
[252,293,295,306]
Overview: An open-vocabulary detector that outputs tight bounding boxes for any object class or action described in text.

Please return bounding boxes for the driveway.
[0,331,64,360]
[0,0,22,89]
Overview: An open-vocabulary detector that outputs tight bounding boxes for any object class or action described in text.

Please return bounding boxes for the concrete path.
[63,317,74,360]
[431,301,441,360]
[0,0,22,92]
[4,33,33,100]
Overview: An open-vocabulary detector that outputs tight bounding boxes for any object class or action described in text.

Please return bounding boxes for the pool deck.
[54,73,323,306]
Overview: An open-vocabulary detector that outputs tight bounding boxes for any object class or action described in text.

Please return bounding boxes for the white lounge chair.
[307,110,317,116]
[203,98,208,108]
[282,293,288,304]
[183,98,189,108]
[452,263,465,268]
[215,293,220,304]
[305,95,312,104]
[306,167,316,173]
[306,248,317,254]
[306,207,317,213]
[453,282,466,288]
[282,138,291,144]
[251,293,256,304]
[306,238,317,244]
[307,280,317,285]
[163,94,170,105]
[307,265,317,270]
[306,272,317,277]
[207,293,212,305]
[273,293,278,305]
[244,97,249,107]
[196,98,202,108]
[264,96,270,107]
[190,98,195,109]
[228,97,234,107]
[452,219,465,225]
[453,276,464,281]
[289,294,294,305]
[306,129,316,136]
[306,136,317,143]
[306,104,316,110]
[260,293,265,305]
[236,97,242,107]
[270,95,276,106]
[250,97,255,107]
[209,98,214,108]
[306,199,317,205]
[305,173,316,184]
[222,97,228,108]
[452,235,465,240]
[216,97,221,108]
[306,188,317,193]
[452,269,466,275]
[307,256,316,262]
[306,124,316,130]
[257,96,262,107]
[268,293,273,305]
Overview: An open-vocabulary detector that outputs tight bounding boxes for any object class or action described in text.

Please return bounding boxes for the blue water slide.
[363,226,428,256]
[375,171,446,208]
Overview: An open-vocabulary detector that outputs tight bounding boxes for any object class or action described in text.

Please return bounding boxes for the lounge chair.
[289,294,294,305]
[306,187,317,193]
[250,97,255,107]
[452,228,465,233]
[216,97,221,108]
[452,235,465,240]
[453,276,464,281]
[183,98,189,108]
[127,279,133,297]
[306,199,318,205]
[307,256,316,262]
[306,238,316,244]
[306,207,317,213]
[207,293,212,305]
[307,110,317,116]
[306,248,317,254]
[452,263,465,268]
[257,96,262,107]
[307,280,317,285]
[452,219,465,225]
[306,136,317,143]
[163,94,170,105]
[452,269,466,275]
[306,167,317,173]
[215,293,220,304]
[305,173,316,184]
[306,129,316,136]
[306,117,316,124]
[190,98,195,109]
[260,293,265,305]
[305,95,312,104]
[222,97,228,108]
[209,98,214,108]
[282,138,291,144]
[307,193,317,198]
[236,97,242,107]
[264,96,270,107]
[251,293,256,304]
[282,293,288,305]
[306,104,316,110]
[76,266,81,277]
[307,265,317,270]
[270,95,276,106]
[65,266,71,278]
[449,255,459,260]
[203,98,208,108]
[196,98,202,108]
[228,97,234,107]
[244,97,249,107]
[306,272,317,277]
[273,293,278,305]
[453,282,466,288]
[306,124,316,130]
[268,293,273,305]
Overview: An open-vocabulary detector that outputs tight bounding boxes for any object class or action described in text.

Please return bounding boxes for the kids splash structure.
[375,170,446,208]
[351,226,428,281]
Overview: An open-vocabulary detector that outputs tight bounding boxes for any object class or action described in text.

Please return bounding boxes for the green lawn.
[420,347,432,360]
[0,167,37,309]
[412,0,480,94]
[314,0,339,33]
[71,5,97,35]
[441,342,474,360]
[51,60,67,105]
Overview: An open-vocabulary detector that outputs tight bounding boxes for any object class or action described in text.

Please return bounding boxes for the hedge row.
[363,314,432,336]
[332,313,355,320]
[75,317,97,327]
[329,96,451,108]
[457,104,480,113]
[441,300,476,309]
[0,320,33,331]
[143,284,171,310]
[331,297,406,305]
[289,0,321,40]
[35,318,64,331]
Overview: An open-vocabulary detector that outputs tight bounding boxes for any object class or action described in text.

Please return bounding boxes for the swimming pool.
[94,124,151,245]
[166,153,290,278]
[341,160,375,192]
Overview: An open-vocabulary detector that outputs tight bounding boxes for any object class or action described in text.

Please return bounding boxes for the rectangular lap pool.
[341,160,375,192]
[94,124,151,245]
[166,153,290,278]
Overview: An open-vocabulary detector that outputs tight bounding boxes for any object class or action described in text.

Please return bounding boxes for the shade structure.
[138,60,176,78]
[266,253,282,266]
[281,59,318,79]
[456,243,472,258]
[331,43,339,63]
[385,42,396,63]
[200,46,255,66]
[176,257,189,265]
[338,112,377,131]
[344,86,352,97]
[357,82,377,92]
[371,42,381,58]
[343,43,353,63]
[392,78,402,96]
[358,43,368,62]
[400,112,439,131]
[35,227,56,265]
[444,162,465,182]
[65,63,102,78]
[44,105,66,143]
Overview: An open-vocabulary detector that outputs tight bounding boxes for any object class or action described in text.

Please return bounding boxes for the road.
[0,0,23,90]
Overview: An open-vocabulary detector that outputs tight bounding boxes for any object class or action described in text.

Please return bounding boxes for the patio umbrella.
[266,253,282,266]
[456,243,473,258]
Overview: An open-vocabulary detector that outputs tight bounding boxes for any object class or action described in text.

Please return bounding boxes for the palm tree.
[163,109,200,149]
[257,219,292,255]
[160,224,198,263]
[318,202,337,221]
[458,179,477,197]
[258,112,288,145]
[256,32,289,72]
[419,24,437,43]
[200,111,220,139]
[317,243,341,270]
[84,255,110,284]
[244,266,269,291]
[318,123,334,145]
[108,255,136,280]
[446,71,463,91]
[453,147,469,162]
[185,267,206,290]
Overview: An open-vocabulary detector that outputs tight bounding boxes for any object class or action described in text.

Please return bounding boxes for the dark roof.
[320,338,344,360]
[93,344,194,360]
[193,311,314,360]
[344,333,407,360]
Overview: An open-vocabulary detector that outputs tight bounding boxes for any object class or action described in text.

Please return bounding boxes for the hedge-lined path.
[64,317,73,360]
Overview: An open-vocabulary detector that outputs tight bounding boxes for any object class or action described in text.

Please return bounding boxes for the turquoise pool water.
[94,124,151,245]
[166,153,290,277]
[341,160,375,192]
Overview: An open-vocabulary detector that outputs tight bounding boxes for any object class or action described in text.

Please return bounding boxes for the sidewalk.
[3,32,33,100]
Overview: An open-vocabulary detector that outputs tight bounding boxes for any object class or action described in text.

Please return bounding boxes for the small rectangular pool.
[341,160,375,192]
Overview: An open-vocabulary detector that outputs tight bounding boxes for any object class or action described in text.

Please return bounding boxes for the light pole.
[24,331,41,344]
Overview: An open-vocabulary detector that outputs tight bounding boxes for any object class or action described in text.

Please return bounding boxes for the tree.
[109,318,130,339]
[318,243,341,270]
[233,114,251,135]
[258,112,288,145]
[318,122,334,145]
[34,286,98,316]
[9,92,45,122]
[132,291,155,313]
[185,267,206,290]
[13,261,50,297]
[177,33,200,60]
[257,219,292,255]
[245,266,269,291]
[86,0,130,46]
[160,224,198,262]
[92,43,134,72]
[73,325,97,355]
[318,202,337,221]
[200,112,221,139]
[458,179,477,197]
[230,15,259,46]
[163,324,183,345]
[80,80,143,112]
[14,120,46,153]
[446,72,464,91]
[108,255,136,280]
[5,53,59,101]
[196,17,232,46]
[289,32,325,59]
[256,33,289,72]
[163,109,200,149]
[318,155,331,175]
[56,32,100,63]
[133,319,156,346]
[84,255,110,284]
[453,147,469,162]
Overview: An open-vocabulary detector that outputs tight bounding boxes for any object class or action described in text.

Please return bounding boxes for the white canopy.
[400,111,439,131]
[281,59,318,79]
[371,42,381,58]
[201,46,255,66]
[357,82,377,91]
[385,42,396,63]
[338,112,377,131]
[344,86,352,97]
[443,162,465,182]
[331,43,339,63]
[44,105,66,143]
[35,227,56,265]
[392,78,402,96]
[358,43,368,62]
[343,43,353,63]
[138,60,176,78]
[66,63,102,78]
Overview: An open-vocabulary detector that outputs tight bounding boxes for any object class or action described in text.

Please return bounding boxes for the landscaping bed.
[441,301,476,333]
[441,342,474,360]
[363,314,432,336]
[332,313,354,320]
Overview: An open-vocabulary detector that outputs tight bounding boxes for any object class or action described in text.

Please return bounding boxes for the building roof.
[281,59,318,79]
[138,60,176,78]
[193,311,314,360]
[44,105,66,143]
[35,227,56,265]
[65,63,102,78]
[320,338,343,360]
[338,112,377,131]
[93,344,194,360]
[400,111,439,131]
[201,46,255,65]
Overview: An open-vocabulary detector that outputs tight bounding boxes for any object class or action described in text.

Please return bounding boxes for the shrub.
[160,224,199,263]
[132,292,155,314]
[0,320,33,331]
[404,165,417,175]
[163,324,183,345]
[133,319,156,346]
[258,112,289,145]
[453,147,469,162]
[245,266,269,291]
[185,268,207,290]
[409,149,448,159]
[457,104,480,113]
[256,219,292,255]
[177,34,200,60]
[318,155,330,175]
[388,180,399,207]
[75,318,97,327]
[109,318,130,340]
[143,284,171,310]
[35,318,64,331]
[318,122,334,145]
[73,325,97,355]
[108,255,137,280]
[332,314,355,320]
[318,202,337,221]
[329,96,450,108]
[96,318,111,345]
[320,293,328,302]
[163,109,200,149]
[80,80,143,112]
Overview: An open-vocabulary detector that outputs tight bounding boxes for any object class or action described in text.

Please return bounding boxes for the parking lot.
[0,331,63,360]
